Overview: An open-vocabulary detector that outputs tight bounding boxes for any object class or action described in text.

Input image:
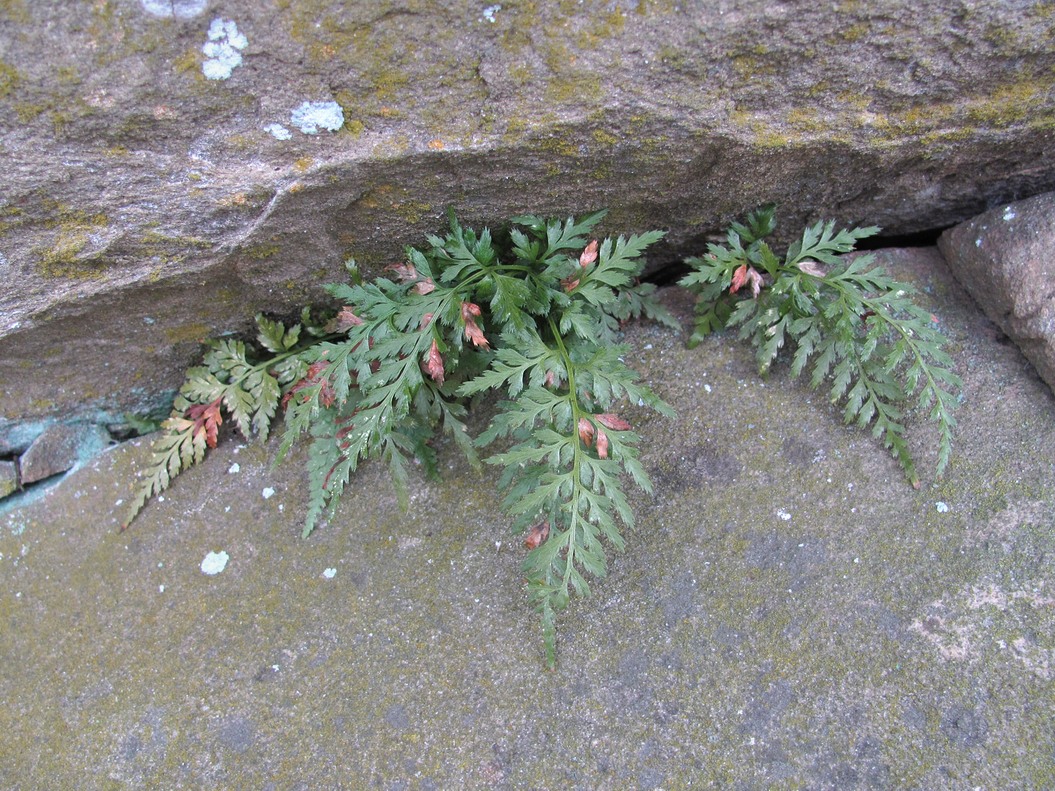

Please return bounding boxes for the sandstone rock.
[938,192,1055,394]
[2,1,1054,428]
[18,423,113,485]
[4,253,1055,787]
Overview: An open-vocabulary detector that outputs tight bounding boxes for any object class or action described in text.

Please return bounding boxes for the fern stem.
[547,317,584,602]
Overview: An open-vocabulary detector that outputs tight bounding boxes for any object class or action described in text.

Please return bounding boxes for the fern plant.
[679,205,961,485]
[124,211,676,667]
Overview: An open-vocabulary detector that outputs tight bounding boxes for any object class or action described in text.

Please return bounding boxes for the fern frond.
[124,209,674,669]
[121,398,218,528]
[682,207,960,485]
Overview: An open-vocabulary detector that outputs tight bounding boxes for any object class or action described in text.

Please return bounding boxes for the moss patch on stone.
[32,202,111,280]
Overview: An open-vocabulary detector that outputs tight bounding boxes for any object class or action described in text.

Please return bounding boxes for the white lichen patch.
[200,550,229,575]
[262,487,275,499]
[323,567,337,579]
[482,4,502,22]
[911,584,1055,679]
[265,123,292,141]
[1003,206,1017,222]
[141,0,207,18]
[290,101,345,135]
[202,19,248,81]
[966,584,1055,610]
[910,606,973,661]
[963,499,1052,549]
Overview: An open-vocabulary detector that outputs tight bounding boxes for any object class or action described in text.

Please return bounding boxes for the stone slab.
[1,249,1053,788]
[3,0,1055,428]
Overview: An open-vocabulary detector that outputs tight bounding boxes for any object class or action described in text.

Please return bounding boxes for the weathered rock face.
[938,192,1055,395]
[2,0,1055,434]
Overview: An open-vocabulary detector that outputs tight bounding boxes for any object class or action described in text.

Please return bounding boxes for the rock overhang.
[2,0,1054,426]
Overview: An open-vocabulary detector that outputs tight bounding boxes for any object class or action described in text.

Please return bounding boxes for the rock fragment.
[939,192,1055,395]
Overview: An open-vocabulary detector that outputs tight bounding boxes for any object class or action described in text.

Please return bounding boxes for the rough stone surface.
[3,0,1055,428]
[2,250,1054,788]
[17,422,113,484]
[938,191,1055,394]
[0,461,16,499]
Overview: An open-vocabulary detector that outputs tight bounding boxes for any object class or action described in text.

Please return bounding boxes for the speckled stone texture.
[939,191,1055,395]
[2,0,1055,430]
[2,249,1053,788]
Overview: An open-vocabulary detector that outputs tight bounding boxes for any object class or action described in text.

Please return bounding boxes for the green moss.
[535,134,580,158]
[0,204,22,237]
[244,242,282,260]
[729,44,779,79]
[497,0,539,52]
[0,59,20,98]
[163,323,213,345]
[392,200,433,225]
[33,203,110,279]
[53,65,80,86]
[786,107,827,134]
[0,0,29,23]
[805,80,831,99]
[501,116,536,145]
[371,62,411,102]
[841,21,869,42]
[333,91,366,132]
[173,48,202,77]
[836,90,872,111]
[1031,1,1055,18]
[225,133,258,151]
[853,74,1055,145]
[137,229,211,266]
[576,8,627,49]
[656,44,693,72]
[508,63,533,85]
[13,101,47,123]
[546,71,603,105]
[964,78,1055,127]
[919,127,974,147]
[982,21,1025,55]
[218,186,275,212]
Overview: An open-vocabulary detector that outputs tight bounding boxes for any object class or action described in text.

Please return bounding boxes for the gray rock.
[0,460,17,499]
[3,248,1054,787]
[938,192,1055,395]
[0,420,51,457]
[18,423,112,484]
[2,1,1055,428]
